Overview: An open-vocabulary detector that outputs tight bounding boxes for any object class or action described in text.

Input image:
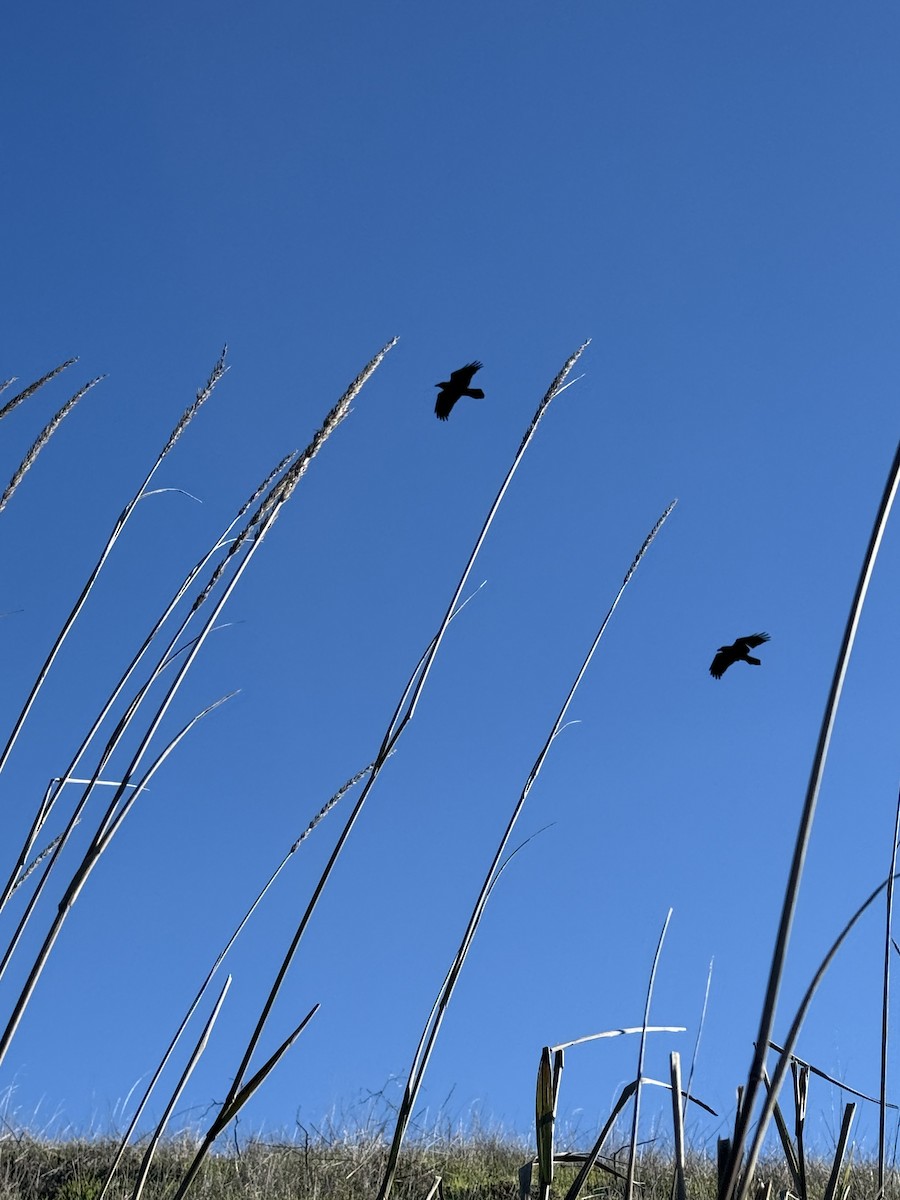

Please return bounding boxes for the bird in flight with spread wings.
[709,632,771,679]
[434,361,485,421]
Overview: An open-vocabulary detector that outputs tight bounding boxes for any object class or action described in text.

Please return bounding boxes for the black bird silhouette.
[434,361,484,421]
[709,632,771,679]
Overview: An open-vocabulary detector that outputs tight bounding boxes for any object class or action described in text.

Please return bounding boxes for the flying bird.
[709,632,771,679]
[434,361,484,421]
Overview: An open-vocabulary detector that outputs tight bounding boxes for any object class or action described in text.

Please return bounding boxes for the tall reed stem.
[723,438,900,1199]
[377,499,677,1200]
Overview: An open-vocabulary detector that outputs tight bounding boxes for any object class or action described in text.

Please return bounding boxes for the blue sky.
[2,0,899,1155]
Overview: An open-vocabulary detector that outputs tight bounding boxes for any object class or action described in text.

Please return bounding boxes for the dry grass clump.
[0,1134,898,1200]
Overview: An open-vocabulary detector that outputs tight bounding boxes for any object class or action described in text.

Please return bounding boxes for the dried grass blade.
[129,976,232,1200]
[625,907,673,1200]
[0,351,229,792]
[146,343,395,1172]
[0,451,293,960]
[737,871,900,1198]
[378,497,677,1200]
[823,1102,856,1200]
[518,1160,533,1200]
[535,1046,563,1200]
[725,438,900,1199]
[767,1041,896,1107]
[0,375,104,514]
[563,1080,638,1200]
[684,957,714,1123]
[880,788,900,1193]
[761,1068,802,1196]
[96,760,372,1200]
[670,1052,687,1200]
[0,694,235,1068]
[638,1076,716,1116]
[170,1004,319,1200]
[553,1026,685,1052]
[791,1059,809,1199]
[0,358,77,422]
[717,1137,732,1200]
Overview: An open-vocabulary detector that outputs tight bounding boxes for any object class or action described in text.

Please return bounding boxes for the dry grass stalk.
[880,789,900,1193]
[160,346,228,458]
[535,1047,563,1200]
[761,1068,802,1196]
[0,693,235,1068]
[684,957,714,1125]
[192,337,397,612]
[768,1040,891,1107]
[138,342,397,1195]
[564,1079,638,1200]
[738,871,900,1198]
[725,437,900,1200]
[2,341,386,1007]
[670,1052,687,1200]
[552,1025,685,1051]
[0,349,230,799]
[96,760,375,1200]
[625,907,673,1200]
[717,1137,732,1199]
[0,374,104,514]
[378,495,677,1200]
[170,1004,319,1200]
[791,1058,809,1199]
[823,1102,856,1200]
[0,448,296,987]
[174,344,584,1200]
[130,976,233,1200]
[0,358,77,423]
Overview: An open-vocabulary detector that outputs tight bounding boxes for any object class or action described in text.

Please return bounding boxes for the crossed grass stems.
[0,350,897,1200]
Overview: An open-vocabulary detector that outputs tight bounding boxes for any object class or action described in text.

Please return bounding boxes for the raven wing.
[435,389,456,421]
[709,647,736,679]
[737,633,770,651]
[447,361,482,388]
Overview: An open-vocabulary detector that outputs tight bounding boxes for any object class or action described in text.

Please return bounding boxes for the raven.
[435,362,484,421]
[709,633,770,679]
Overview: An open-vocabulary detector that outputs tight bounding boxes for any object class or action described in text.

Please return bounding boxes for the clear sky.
[2,0,899,1156]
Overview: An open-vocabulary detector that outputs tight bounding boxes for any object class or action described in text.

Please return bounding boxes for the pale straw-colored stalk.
[670,1052,686,1200]
[0,358,77,423]
[0,339,393,1065]
[95,761,374,1200]
[736,871,900,1198]
[563,1076,714,1200]
[0,374,104,514]
[625,907,673,1200]
[170,1003,320,1200]
[879,788,900,1195]
[0,693,235,1067]
[181,343,588,1200]
[0,349,227,792]
[377,498,677,1200]
[823,1103,856,1200]
[0,450,294,934]
[684,957,713,1125]
[761,1068,802,1196]
[130,976,233,1200]
[93,339,394,1192]
[723,438,900,1200]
